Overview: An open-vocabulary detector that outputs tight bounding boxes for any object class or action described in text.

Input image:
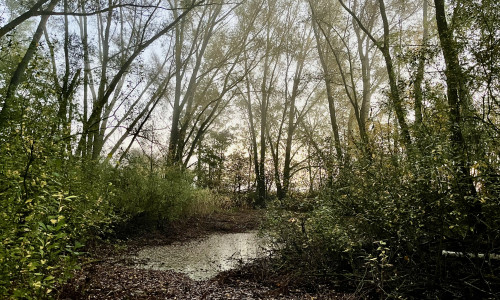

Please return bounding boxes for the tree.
[166,0,250,168]
[238,0,284,206]
[338,0,412,148]
[433,0,479,228]
[413,0,428,130]
[0,0,53,39]
[0,0,59,133]
[76,0,205,160]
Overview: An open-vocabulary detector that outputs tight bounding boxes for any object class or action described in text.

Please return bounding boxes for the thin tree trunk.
[338,0,412,148]
[76,0,96,157]
[244,60,261,201]
[167,6,185,165]
[378,0,411,147]
[282,57,306,198]
[309,13,343,163]
[414,0,428,129]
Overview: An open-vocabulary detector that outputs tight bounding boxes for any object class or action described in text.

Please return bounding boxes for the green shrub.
[264,147,500,297]
[0,138,229,298]
[109,155,227,229]
[0,139,118,298]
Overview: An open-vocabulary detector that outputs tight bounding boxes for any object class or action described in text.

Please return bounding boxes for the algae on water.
[130,231,269,280]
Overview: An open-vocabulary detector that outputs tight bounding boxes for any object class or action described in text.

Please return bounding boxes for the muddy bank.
[59,210,350,299]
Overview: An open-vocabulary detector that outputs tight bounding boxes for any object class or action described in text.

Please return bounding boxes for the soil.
[58,210,351,299]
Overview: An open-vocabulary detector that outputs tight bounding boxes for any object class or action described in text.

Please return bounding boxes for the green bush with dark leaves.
[265,135,500,298]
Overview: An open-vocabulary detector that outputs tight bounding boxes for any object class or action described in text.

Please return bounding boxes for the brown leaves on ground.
[59,260,348,299]
[58,210,351,299]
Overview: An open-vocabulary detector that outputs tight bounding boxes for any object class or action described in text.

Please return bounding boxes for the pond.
[130,231,270,280]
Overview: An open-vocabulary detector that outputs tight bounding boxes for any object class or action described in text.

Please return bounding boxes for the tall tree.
[266,4,315,199]
[76,0,204,160]
[338,0,412,147]
[166,0,251,167]
[433,0,478,224]
[239,0,286,206]
[413,0,428,129]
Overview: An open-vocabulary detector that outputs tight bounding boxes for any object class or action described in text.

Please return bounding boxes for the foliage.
[0,37,116,296]
[111,151,226,229]
[0,0,499,298]
[0,139,117,298]
[0,139,225,298]
[265,129,500,297]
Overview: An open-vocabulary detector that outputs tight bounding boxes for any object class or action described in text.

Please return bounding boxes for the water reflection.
[131,231,268,280]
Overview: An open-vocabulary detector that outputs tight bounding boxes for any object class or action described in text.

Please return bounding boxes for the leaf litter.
[58,210,351,299]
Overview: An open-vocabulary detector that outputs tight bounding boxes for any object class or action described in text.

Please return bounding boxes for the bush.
[0,140,118,298]
[0,137,232,298]
[109,153,227,229]
[0,137,231,298]
[264,147,500,298]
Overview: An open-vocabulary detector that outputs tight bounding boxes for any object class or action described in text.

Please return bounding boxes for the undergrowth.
[264,149,500,299]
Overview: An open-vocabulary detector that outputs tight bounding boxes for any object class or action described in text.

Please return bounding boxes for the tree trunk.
[309,13,343,164]
[282,59,305,199]
[414,0,428,130]
[378,0,411,147]
[434,0,478,219]
[338,0,411,148]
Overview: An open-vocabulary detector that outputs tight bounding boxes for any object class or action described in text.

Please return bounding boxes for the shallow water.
[130,231,269,280]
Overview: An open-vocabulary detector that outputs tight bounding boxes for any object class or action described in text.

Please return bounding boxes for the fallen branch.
[442,250,500,260]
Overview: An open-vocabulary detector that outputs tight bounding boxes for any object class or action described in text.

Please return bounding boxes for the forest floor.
[58,210,352,299]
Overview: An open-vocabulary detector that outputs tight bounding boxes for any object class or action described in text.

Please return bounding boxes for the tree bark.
[434,0,477,207]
